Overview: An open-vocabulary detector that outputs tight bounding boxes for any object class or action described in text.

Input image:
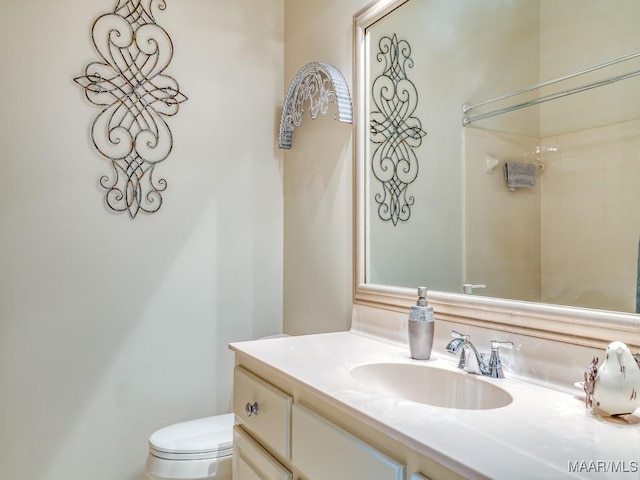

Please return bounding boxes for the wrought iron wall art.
[278,62,352,149]
[74,0,187,218]
[370,34,426,226]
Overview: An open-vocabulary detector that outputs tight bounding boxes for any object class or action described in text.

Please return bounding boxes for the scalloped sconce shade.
[278,62,353,149]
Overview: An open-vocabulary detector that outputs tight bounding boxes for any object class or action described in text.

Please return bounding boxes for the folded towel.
[504,162,536,189]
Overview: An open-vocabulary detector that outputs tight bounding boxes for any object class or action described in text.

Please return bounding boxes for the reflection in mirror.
[363,0,640,314]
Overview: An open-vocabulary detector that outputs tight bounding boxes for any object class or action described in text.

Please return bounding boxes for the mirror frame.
[352,0,640,351]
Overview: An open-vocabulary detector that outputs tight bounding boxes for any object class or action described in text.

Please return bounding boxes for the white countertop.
[230,331,640,480]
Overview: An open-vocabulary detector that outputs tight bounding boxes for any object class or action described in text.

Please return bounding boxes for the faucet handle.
[491,340,513,351]
[446,331,470,369]
[462,283,486,294]
[488,340,513,378]
[451,330,469,340]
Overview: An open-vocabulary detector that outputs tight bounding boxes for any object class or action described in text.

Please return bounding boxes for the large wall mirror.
[353,0,640,349]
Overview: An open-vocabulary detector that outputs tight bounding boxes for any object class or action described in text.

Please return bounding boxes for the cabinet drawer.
[233,366,292,460]
[233,425,292,480]
[292,403,405,480]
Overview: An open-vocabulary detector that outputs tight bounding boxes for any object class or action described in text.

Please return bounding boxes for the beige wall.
[283,0,371,335]
[0,1,283,478]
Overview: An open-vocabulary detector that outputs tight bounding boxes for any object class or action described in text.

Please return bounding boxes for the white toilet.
[145,413,234,480]
[145,334,288,479]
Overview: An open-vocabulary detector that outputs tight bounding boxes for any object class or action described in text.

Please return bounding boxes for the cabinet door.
[233,426,292,480]
[292,403,405,480]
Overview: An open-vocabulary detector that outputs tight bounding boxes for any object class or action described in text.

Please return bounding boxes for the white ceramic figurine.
[590,341,640,416]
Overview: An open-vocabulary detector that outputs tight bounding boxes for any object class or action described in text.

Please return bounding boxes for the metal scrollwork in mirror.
[75,0,188,218]
[370,34,426,225]
[353,0,640,350]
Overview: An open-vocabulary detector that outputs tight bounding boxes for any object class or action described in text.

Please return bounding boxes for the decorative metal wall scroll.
[370,34,426,226]
[75,0,187,218]
[278,62,352,149]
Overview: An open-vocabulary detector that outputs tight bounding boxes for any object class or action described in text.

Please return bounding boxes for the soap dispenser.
[408,287,434,360]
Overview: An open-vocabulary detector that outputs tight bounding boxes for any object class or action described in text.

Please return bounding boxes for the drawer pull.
[245,401,260,416]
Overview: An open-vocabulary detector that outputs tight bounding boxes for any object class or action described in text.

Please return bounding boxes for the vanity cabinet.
[233,425,292,480]
[232,360,460,480]
[292,402,404,480]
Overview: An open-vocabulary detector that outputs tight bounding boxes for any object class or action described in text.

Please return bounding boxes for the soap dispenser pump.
[408,287,434,360]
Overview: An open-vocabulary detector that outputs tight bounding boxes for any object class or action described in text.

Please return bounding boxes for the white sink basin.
[350,362,513,410]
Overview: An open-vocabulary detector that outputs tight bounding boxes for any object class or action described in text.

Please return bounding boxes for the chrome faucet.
[445,331,513,378]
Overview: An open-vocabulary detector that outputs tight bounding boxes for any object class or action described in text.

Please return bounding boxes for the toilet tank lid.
[149,413,234,455]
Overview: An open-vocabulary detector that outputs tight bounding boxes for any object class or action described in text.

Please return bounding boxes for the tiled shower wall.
[464,120,640,313]
[463,127,542,303]
[542,119,640,312]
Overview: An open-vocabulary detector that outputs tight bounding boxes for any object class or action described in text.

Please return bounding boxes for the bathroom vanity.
[229,310,640,480]
[230,333,465,480]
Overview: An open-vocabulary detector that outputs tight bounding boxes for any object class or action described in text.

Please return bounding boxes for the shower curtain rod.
[463,68,640,126]
[462,49,640,126]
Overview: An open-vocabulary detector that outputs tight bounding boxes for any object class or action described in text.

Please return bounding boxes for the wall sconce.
[278,62,352,150]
